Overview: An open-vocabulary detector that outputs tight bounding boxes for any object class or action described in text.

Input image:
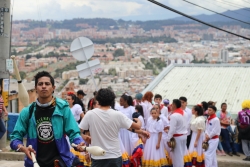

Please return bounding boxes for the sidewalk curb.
[0,152,250,167]
[218,160,250,167]
[0,152,25,161]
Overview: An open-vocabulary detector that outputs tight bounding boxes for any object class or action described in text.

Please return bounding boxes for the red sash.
[173,108,184,115]
[211,135,219,139]
[173,134,184,137]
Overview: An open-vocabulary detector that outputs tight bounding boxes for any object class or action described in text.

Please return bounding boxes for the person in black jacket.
[77,90,86,113]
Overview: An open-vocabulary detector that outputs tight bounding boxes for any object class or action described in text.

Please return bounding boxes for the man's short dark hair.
[96,88,116,106]
[221,102,227,108]
[154,94,162,100]
[34,71,54,86]
[179,96,187,102]
[172,99,181,108]
[77,90,86,96]
[208,105,217,112]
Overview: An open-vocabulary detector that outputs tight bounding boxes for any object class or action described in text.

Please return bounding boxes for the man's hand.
[141,130,150,139]
[167,142,171,148]
[19,146,35,161]
[76,142,86,152]
[81,134,91,144]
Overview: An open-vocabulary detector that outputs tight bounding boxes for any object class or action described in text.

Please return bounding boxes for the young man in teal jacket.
[10,71,85,167]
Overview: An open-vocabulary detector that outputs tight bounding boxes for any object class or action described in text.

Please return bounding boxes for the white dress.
[119,133,130,167]
[142,101,153,126]
[142,117,169,167]
[118,106,135,156]
[131,115,145,167]
[189,116,206,167]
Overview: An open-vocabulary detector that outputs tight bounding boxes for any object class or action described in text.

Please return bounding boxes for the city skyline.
[12,0,249,21]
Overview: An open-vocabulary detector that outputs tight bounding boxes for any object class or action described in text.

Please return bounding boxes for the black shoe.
[233,152,240,156]
[227,152,233,156]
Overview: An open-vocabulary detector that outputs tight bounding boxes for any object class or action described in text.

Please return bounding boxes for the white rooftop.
[143,64,250,115]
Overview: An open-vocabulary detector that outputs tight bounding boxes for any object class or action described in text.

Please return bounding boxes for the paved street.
[0,160,24,167]
[1,154,250,167]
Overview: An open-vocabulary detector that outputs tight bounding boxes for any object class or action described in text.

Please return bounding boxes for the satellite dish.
[70,37,94,61]
[70,37,101,91]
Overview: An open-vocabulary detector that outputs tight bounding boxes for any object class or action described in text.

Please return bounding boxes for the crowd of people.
[7,70,250,167]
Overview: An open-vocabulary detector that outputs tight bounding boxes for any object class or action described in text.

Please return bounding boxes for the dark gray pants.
[91,157,122,167]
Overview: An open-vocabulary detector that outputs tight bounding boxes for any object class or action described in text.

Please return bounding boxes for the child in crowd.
[154,94,168,118]
[142,108,168,167]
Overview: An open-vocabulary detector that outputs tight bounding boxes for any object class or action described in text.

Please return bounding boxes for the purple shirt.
[238,109,250,125]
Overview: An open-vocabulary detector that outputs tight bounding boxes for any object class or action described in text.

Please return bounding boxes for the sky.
[11,0,250,21]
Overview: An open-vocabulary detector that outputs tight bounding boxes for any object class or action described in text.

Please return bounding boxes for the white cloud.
[11,0,249,20]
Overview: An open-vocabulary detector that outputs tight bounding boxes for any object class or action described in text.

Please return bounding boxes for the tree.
[13,71,26,79]
[26,55,32,60]
[113,49,125,57]
[79,78,89,85]
[108,68,117,76]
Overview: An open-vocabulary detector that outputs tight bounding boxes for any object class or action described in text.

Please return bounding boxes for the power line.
[147,0,250,40]
[242,0,250,5]
[215,0,250,12]
[183,0,250,25]
[201,0,250,19]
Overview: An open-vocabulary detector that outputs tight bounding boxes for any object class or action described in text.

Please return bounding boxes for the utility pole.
[0,0,11,149]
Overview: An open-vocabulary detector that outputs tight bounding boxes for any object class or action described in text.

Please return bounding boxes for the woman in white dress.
[118,94,135,157]
[142,108,169,167]
[189,105,206,167]
[142,91,154,126]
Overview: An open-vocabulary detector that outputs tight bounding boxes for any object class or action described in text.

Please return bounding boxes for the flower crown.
[67,91,75,96]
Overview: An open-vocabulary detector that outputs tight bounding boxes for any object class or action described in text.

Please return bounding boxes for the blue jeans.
[0,119,6,139]
[217,141,224,151]
[221,128,236,153]
[91,157,122,167]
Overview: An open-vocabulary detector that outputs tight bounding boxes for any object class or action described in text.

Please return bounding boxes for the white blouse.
[146,117,164,134]
[190,116,206,132]
[70,104,83,122]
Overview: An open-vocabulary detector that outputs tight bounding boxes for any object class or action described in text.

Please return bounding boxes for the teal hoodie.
[10,97,84,167]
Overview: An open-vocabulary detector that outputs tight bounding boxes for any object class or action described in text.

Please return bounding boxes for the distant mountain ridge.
[173,8,250,22]
[13,8,250,32]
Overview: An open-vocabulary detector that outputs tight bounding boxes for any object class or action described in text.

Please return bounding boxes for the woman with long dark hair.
[189,104,206,167]
[66,92,84,123]
[118,94,135,157]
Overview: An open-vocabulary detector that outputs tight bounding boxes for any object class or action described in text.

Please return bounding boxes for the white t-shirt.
[79,108,133,159]
[70,104,83,122]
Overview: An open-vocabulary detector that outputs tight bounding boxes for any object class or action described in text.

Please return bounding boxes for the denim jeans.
[91,157,122,167]
[0,119,6,139]
[217,141,224,151]
[221,128,236,153]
